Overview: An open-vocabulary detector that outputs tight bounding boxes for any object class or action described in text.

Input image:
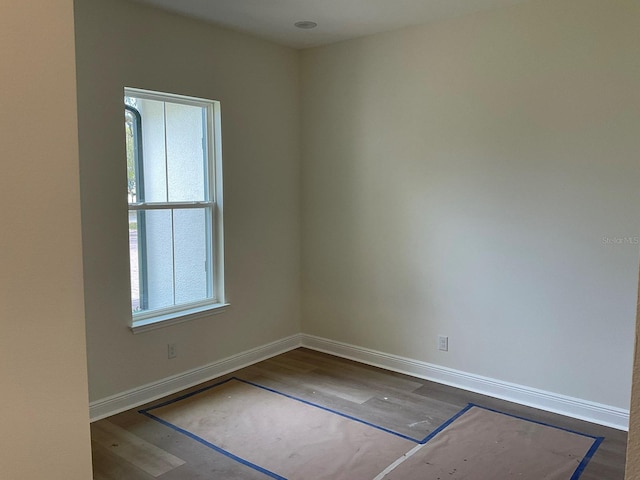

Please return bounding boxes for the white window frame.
[125,87,228,334]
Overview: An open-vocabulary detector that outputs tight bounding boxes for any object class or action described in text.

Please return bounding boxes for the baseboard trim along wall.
[89,334,302,421]
[90,332,629,430]
[300,334,629,431]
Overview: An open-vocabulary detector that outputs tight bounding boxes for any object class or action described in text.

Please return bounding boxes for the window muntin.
[125,88,224,328]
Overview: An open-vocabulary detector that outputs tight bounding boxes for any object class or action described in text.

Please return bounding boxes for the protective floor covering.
[140,377,603,480]
[378,405,602,480]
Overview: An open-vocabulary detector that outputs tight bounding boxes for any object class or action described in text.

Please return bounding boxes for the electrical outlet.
[438,335,449,352]
[168,343,177,359]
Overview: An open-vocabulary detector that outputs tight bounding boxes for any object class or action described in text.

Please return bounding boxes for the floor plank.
[91,420,185,477]
[91,442,157,480]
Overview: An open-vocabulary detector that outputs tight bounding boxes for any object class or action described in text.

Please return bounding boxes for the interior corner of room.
[4,0,640,478]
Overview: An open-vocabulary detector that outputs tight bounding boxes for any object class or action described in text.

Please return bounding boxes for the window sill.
[130,302,230,334]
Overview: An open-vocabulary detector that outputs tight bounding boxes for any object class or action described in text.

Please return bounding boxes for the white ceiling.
[129,0,533,49]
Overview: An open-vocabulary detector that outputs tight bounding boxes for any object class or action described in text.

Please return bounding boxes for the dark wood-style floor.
[91,348,627,479]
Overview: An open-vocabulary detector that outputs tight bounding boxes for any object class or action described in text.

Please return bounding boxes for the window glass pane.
[138,98,168,202]
[125,110,138,203]
[144,209,175,311]
[129,207,212,314]
[173,208,210,304]
[129,211,141,312]
[166,103,207,202]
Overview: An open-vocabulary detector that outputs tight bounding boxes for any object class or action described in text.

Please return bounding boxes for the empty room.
[2,0,640,479]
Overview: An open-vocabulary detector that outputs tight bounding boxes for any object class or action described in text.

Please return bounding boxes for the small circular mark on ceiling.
[294,21,318,29]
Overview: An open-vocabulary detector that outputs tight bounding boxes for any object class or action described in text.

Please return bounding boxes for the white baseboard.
[300,334,629,431]
[89,334,302,421]
[90,332,629,431]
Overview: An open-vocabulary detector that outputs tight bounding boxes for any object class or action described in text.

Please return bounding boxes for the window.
[125,88,226,332]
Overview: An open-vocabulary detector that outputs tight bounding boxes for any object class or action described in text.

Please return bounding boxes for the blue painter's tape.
[139,380,604,480]
[463,403,604,480]
[140,376,237,413]
[139,409,286,480]
[466,403,602,440]
[235,377,424,443]
[570,435,605,480]
[142,376,425,443]
[418,403,474,444]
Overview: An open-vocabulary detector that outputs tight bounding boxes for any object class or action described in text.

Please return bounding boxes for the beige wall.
[0,1,93,478]
[300,0,640,409]
[74,0,301,401]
